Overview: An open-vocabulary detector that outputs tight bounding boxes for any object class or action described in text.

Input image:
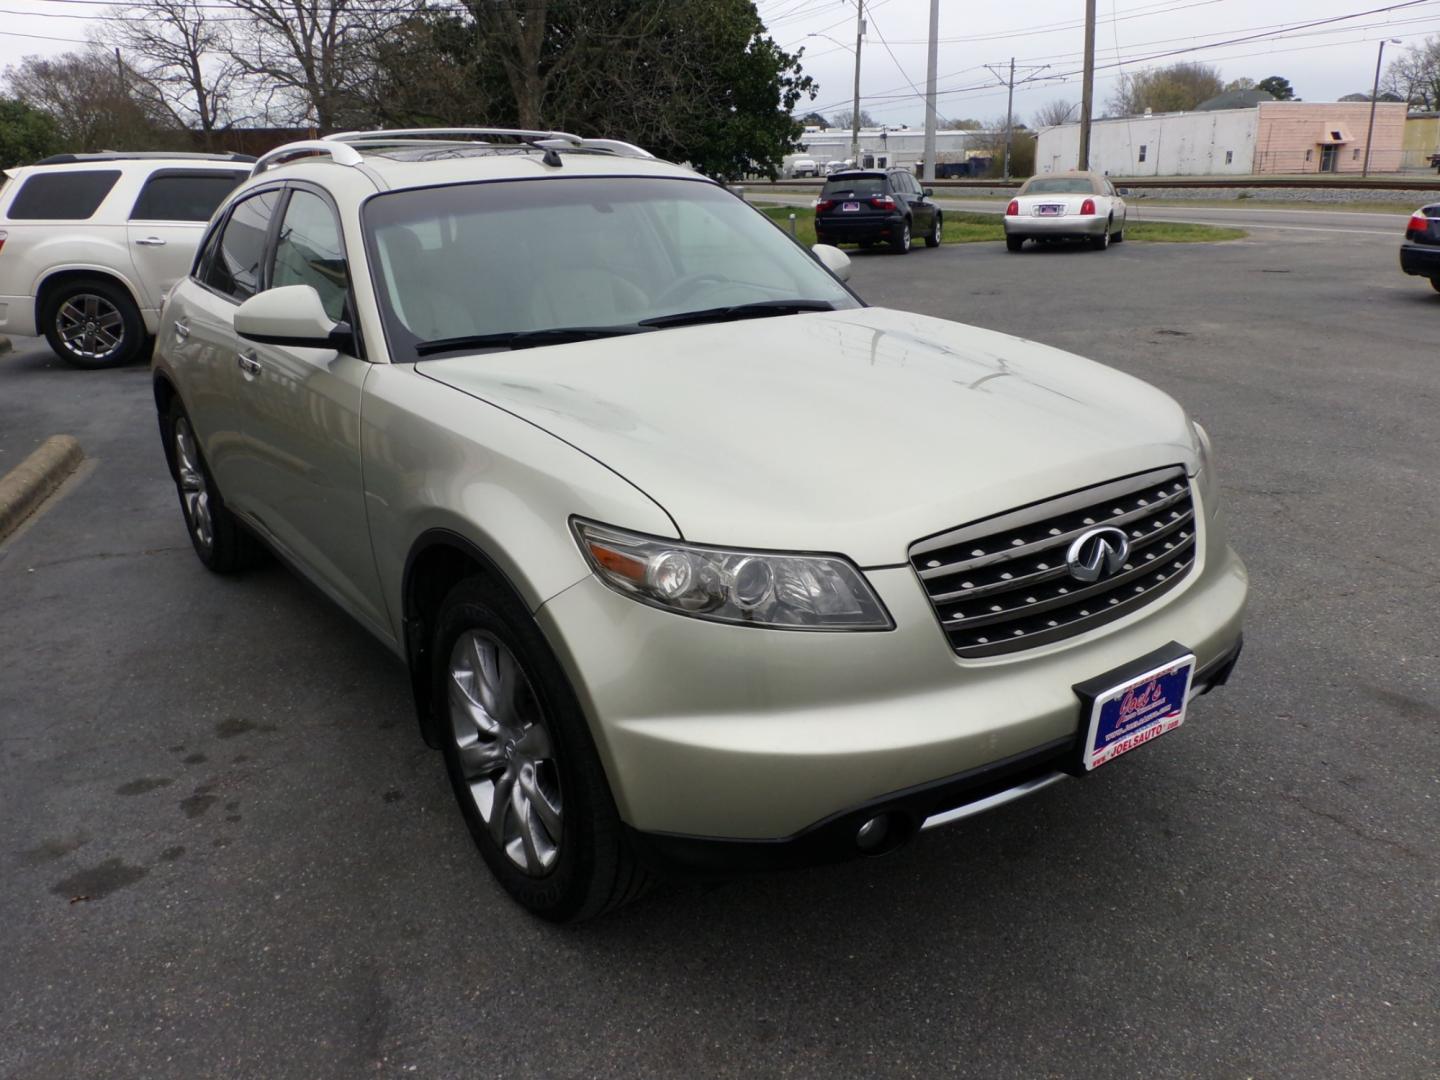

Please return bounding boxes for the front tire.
[162,397,265,573]
[891,219,912,254]
[434,577,650,922]
[1431,277,1440,293]
[41,277,146,369]
[925,213,942,247]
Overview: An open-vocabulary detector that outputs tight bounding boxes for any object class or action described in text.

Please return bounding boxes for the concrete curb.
[0,435,84,542]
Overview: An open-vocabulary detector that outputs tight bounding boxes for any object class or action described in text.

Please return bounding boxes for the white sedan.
[1004,171,1128,252]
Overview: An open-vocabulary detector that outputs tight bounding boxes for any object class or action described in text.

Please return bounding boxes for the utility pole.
[1363,38,1402,178]
[922,0,939,182]
[850,0,865,167]
[1078,0,1096,170]
[984,59,1049,180]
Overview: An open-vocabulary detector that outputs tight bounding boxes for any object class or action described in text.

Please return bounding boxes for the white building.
[1035,108,1259,177]
[1035,101,1411,177]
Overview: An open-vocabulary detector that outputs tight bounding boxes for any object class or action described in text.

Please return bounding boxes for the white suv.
[0,152,253,367]
[152,129,1247,922]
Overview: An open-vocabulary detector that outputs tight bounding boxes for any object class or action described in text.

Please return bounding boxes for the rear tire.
[925,213,942,248]
[41,277,146,369]
[1091,227,1112,251]
[433,576,651,922]
[1006,234,1025,252]
[891,219,912,254]
[162,397,265,573]
[1431,277,1440,293]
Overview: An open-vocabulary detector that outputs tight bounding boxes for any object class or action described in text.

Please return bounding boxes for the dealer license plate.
[1037,203,1064,216]
[842,201,861,212]
[1081,654,1195,771]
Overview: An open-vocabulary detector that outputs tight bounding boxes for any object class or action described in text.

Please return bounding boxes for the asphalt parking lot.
[2,226,1437,1079]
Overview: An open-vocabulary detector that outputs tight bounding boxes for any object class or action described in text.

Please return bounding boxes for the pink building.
[1254,101,1409,174]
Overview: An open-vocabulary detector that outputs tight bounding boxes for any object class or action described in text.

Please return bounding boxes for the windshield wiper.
[415,325,650,356]
[639,299,838,330]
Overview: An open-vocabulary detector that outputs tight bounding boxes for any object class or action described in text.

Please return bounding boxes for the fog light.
[856,815,889,852]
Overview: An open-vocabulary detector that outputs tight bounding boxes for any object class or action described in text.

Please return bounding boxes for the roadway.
[752,189,1417,239]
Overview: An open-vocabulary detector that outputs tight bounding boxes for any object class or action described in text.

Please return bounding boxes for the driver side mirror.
[1117,187,1131,196]
[923,187,934,197]
[812,243,852,283]
[235,284,354,353]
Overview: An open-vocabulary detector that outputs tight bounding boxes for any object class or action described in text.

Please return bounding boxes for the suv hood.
[418,307,1197,566]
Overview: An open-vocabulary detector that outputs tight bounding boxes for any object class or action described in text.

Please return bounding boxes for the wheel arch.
[34,266,144,330]
[401,528,539,749]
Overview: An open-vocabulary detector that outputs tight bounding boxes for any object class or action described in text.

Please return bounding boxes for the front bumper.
[1005,214,1108,239]
[627,636,1243,874]
[536,500,1247,843]
[1400,243,1440,277]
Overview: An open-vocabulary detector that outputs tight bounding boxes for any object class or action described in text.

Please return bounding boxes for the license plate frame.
[841,201,861,212]
[1072,643,1195,773]
[1037,203,1064,216]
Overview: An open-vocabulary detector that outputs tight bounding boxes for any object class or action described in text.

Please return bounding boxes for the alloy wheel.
[56,294,124,360]
[173,417,213,552]
[448,630,563,876]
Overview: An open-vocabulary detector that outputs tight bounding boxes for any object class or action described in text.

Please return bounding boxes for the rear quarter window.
[6,170,122,220]
[131,172,250,222]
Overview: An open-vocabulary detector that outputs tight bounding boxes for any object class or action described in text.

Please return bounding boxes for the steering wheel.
[653,272,730,309]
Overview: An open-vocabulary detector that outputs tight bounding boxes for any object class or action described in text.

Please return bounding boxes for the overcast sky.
[758,0,1440,127]
[0,0,1436,124]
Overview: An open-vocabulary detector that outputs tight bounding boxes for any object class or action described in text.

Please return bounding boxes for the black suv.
[813,169,942,254]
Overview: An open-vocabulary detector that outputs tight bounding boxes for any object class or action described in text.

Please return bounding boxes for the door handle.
[173,318,190,341]
[237,351,262,377]
[134,236,167,247]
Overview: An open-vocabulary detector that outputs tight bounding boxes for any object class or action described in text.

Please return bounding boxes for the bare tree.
[1107,61,1223,116]
[100,0,245,144]
[5,47,182,150]
[223,0,408,128]
[1383,35,1440,110]
[1031,99,1077,128]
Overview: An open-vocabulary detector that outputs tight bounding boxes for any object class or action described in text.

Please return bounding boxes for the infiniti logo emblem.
[1065,526,1131,583]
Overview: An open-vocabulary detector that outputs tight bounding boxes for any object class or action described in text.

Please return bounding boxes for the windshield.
[1020,177,1096,195]
[362,176,858,360]
[822,176,885,198]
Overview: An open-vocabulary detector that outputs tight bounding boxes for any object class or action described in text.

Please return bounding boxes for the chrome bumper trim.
[920,770,1069,831]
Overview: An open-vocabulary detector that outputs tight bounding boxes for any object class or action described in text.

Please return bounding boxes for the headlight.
[573,520,892,631]
[1189,418,1216,506]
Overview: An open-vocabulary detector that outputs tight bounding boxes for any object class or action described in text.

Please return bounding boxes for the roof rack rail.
[251,140,365,176]
[324,127,585,146]
[34,151,257,165]
[324,128,655,159]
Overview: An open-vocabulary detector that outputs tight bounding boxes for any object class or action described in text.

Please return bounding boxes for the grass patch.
[760,205,1244,245]
[1126,220,1247,243]
[761,205,1002,246]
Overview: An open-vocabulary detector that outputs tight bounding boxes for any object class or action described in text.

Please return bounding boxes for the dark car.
[813,169,942,254]
[1400,204,1440,293]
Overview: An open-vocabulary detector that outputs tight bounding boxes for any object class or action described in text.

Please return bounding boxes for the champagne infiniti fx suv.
[152,130,1247,921]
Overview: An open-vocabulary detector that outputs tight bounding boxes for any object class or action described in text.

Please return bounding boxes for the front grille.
[909,466,1197,658]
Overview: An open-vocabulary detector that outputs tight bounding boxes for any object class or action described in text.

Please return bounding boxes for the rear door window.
[131,171,250,222]
[6,170,122,220]
[201,189,281,302]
